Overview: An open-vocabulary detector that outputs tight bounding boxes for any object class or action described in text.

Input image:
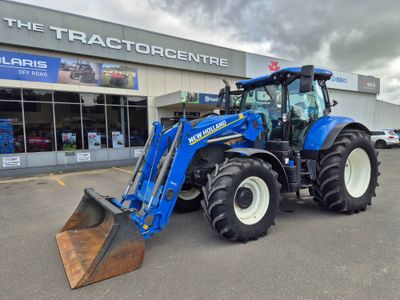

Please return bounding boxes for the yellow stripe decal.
[189,115,244,145]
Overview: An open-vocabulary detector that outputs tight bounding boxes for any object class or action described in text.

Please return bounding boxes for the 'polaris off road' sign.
[0,50,60,82]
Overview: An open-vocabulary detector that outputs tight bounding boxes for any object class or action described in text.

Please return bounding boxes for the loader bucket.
[55,188,145,289]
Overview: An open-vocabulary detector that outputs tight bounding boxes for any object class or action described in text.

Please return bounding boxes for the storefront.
[0,1,382,176]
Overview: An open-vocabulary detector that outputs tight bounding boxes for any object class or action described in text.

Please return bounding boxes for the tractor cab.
[236,67,333,148]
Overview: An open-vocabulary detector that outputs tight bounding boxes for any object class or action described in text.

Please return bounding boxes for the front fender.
[226,148,290,192]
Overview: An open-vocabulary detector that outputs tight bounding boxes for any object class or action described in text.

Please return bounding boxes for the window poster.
[0,119,14,154]
[62,132,77,151]
[112,131,124,148]
[88,132,101,150]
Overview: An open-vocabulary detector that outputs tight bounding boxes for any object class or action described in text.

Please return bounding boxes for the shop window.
[0,101,25,153]
[127,96,147,106]
[81,93,105,105]
[0,88,21,101]
[54,91,81,103]
[23,102,55,152]
[107,105,128,148]
[106,95,127,105]
[55,104,82,150]
[82,98,106,150]
[129,106,148,146]
[23,89,52,102]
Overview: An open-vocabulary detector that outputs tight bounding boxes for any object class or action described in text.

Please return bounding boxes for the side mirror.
[332,99,338,107]
[217,88,225,107]
[299,65,315,93]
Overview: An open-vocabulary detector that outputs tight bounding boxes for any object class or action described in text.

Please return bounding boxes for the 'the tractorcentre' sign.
[1,16,228,68]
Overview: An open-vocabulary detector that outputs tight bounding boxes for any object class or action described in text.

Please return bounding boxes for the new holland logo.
[188,114,244,145]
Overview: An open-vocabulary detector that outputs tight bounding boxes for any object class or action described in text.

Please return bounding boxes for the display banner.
[0,50,60,82]
[198,93,219,105]
[0,118,14,154]
[0,49,139,90]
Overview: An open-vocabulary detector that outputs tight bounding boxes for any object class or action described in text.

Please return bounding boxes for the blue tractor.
[56,66,379,288]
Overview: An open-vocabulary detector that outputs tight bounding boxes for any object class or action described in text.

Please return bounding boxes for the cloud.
[9,0,400,104]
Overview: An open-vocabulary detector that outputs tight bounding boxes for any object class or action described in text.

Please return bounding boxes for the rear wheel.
[202,157,281,242]
[314,130,379,213]
[375,140,386,149]
[174,186,202,212]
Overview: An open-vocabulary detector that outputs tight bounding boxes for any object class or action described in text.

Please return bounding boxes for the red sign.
[268,60,280,72]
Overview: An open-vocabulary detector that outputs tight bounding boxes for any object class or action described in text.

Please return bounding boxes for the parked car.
[370,129,400,148]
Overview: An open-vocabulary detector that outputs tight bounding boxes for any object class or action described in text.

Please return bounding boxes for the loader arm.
[117,111,264,239]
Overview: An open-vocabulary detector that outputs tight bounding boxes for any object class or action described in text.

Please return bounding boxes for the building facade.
[0,0,384,176]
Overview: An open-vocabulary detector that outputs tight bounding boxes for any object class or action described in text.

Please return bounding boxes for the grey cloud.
[10,0,400,103]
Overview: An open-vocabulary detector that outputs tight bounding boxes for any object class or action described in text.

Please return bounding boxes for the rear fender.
[303,116,370,154]
[226,148,290,192]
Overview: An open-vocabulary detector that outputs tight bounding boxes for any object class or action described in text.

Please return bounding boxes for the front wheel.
[202,157,281,243]
[314,130,379,213]
[174,186,202,212]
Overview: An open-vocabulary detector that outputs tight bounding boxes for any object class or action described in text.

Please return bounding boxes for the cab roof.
[236,67,333,89]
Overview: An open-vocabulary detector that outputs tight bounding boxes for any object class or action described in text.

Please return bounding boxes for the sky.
[11,0,400,104]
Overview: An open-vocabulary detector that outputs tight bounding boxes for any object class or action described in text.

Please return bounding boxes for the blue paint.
[0,119,14,154]
[111,112,264,238]
[303,116,353,150]
[0,50,60,83]
[237,67,333,88]
[198,93,219,105]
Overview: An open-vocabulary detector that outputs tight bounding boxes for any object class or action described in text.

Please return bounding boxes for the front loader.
[56,65,379,288]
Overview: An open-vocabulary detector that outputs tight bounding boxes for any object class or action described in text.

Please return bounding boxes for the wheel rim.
[178,187,201,201]
[234,176,269,225]
[344,148,371,198]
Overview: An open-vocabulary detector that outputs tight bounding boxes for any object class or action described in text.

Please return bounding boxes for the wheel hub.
[235,187,253,209]
[233,176,270,225]
[344,148,371,198]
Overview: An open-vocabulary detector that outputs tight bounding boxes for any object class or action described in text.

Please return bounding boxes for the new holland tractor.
[56,66,379,288]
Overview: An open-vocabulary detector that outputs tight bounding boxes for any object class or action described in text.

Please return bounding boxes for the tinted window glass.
[54,91,81,103]
[127,96,147,106]
[0,88,21,101]
[55,104,82,150]
[107,105,128,148]
[23,89,52,102]
[106,95,127,105]
[0,101,24,153]
[81,93,105,105]
[82,104,106,150]
[129,106,148,146]
[387,129,396,135]
[24,103,55,152]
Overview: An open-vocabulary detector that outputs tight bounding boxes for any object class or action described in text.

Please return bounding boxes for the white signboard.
[88,132,101,150]
[245,53,359,92]
[245,53,293,78]
[2,156,20,167]
[112,131,124,148]
[326,70,358,92]
[134,149,144,157]
[76,152,91,162]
